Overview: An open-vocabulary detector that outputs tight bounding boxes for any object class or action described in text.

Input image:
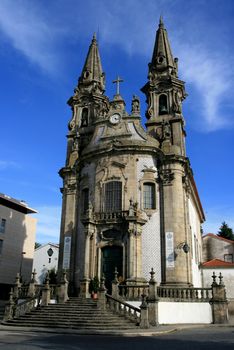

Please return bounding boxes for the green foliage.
[34,242,42,249]
[44,268,57,284]
[89,276,99,293]
[218,222,234,241]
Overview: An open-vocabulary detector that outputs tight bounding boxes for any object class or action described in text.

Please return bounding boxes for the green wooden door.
[102,246,123,293]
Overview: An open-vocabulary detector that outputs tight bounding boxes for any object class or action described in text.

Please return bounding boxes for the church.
[58,18,205,297]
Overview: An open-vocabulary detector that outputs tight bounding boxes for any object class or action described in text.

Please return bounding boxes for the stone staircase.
[3,297,138,330]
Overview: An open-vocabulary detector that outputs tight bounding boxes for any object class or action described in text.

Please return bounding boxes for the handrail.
[118,284,149,301]
[157,286,212,301]
[106,293,140,325]
[14,294,41,319]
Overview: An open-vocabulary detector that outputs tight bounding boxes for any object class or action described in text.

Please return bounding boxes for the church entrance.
[101,246,123,294]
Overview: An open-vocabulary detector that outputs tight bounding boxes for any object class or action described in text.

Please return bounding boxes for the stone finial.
[150,268,155,282]
[219,272,224,286]
[62,270,68,283]
[140,293,148,308]
[15,273,21,285]
[31,269,37,283]
[212,271,217,286]
[9,288,14,304]
[114,267,118,283]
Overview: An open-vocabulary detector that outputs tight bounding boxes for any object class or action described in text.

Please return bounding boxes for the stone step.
[5,322,136,330]
[3,297,137,330]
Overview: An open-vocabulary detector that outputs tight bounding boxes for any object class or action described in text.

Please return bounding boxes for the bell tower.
[142,18,194,286]
[58,34,110,290]
[142,16,187,157]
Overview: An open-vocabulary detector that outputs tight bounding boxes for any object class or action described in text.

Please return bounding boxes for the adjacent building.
[202,233,234,303]
[58,18,205,296]
[32,243,59,284]
[0,193,37,298]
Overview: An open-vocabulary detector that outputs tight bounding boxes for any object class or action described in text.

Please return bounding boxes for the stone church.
[58,18,205,296]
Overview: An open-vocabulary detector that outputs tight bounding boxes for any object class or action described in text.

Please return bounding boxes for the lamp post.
[19,251,26,282]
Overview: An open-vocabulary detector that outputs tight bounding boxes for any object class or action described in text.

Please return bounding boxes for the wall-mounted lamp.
[177,242,190,254]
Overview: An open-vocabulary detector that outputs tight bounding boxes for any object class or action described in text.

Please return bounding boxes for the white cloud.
[35,205,61,244]
[0,0,65,74]
[0,160,20,170]
[177,44,234,131]
[0,0,233,131]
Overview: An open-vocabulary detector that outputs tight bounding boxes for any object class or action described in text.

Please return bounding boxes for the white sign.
[62,236,71,269]
[166,232,175,268]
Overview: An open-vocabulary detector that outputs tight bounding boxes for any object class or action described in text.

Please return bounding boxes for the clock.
[109,113,121,124]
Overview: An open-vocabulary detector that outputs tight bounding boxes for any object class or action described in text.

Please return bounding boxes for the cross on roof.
[112,76,123,95]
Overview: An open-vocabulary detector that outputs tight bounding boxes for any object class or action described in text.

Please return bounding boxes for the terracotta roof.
[202,233,234,244]
[202,259,234,268]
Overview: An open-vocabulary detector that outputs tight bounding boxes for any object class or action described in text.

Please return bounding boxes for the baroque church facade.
[58,18,205,296]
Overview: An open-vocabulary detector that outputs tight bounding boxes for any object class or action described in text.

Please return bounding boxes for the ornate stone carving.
[131,95,140,114]
[63,182,77,195]
[162,120,171,141]
[159,169,174,185]
[173,90,182,114]
[183,175,191,195]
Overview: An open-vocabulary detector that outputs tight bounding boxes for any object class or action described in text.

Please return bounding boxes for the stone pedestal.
[58,272,69,303]
[139,294,149,329]
[41,279,50,306]
[211,277,229,324]
[147,268,159,326]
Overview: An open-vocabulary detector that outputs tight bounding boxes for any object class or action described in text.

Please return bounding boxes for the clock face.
[109,113,121,124]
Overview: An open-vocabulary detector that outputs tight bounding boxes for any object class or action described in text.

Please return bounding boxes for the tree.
[34,242,42,249]
[217,222,234,241]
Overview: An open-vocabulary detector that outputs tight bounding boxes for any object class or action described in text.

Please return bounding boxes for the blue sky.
[0,0,234,243]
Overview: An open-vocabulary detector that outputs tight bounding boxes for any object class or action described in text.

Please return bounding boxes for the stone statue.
[131,95,140,114]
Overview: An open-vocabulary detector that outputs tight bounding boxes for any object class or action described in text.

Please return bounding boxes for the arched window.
[81,108,88,126]
[159,94,168,115]
[143,183,156,209]
[105,181,122,212]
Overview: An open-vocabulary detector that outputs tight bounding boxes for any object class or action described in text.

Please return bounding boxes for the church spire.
[78,33,105,94]
[150,17,178,77]
[141,17,187,157]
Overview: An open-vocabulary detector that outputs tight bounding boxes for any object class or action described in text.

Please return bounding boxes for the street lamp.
[19,251,26,281]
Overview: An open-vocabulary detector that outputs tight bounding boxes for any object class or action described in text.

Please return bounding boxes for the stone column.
[147,268,159,326]
[57,176,77,286]
[128,228,135,279]
[210,272,229,324]
[160,162,191,286]
[80,230,92,298]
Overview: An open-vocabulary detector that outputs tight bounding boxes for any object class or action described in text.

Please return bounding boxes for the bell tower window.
[105,181,122,212]
[143,183,156,209]
[159,94,168,115]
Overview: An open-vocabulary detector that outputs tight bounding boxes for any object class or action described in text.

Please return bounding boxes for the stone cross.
[113,76,123,95]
